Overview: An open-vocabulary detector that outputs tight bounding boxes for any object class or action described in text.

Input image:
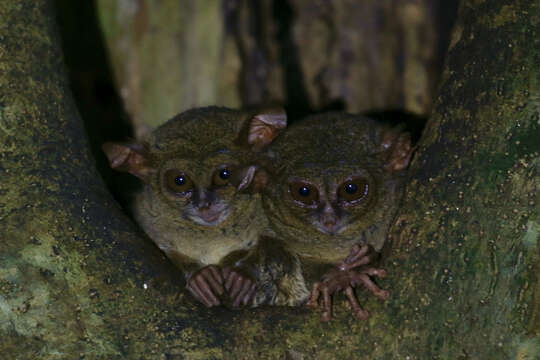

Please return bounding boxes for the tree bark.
[385,0,540,357]
[96,0,241,136]
[0,1,538,359]
[96,0,457,133]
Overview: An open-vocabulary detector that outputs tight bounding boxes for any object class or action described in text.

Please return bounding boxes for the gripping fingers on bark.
[187,280,216,307]
[228,274,245,300]
[363,268,387,278]
[344,286,369,320]
[186,282,207,306]
[224,269,234,291]
[344,244,370,264]
[321,286,333,322]
[187,265,225,307]
[241,283,257,306]
[208,266,224,287]
[198,265,224,295]
[232,279,254,307]
[306,282,321,309]
[339,245,378,271]
[194,275,221,306]
[356,273,390,300]
[224,268,245,292]
[224,269,256,307]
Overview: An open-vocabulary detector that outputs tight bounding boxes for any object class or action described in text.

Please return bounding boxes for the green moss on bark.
[0,0,538,359]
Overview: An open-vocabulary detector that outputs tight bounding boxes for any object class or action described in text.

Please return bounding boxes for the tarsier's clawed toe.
[377,290,390,300]
[353,308,370,320]
[321,310,333,322]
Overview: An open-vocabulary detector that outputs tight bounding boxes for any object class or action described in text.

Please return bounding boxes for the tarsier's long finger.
[229,275,245,300]
[362,268,387,278]
[232,280,253,307]
[325,277,345,294]
[340,249,378,271]
[202,269,224,296]
[188,282,213,307]
[208,266,224,285]
[195,276,220,306]
[221,267,230,281]
[344,286,369,320]
[241,283,257,306]
[344,244,370,264]
[224,271,237,291]
[321,286,333,322]
[356,273,390,300]
[306,282,321,309]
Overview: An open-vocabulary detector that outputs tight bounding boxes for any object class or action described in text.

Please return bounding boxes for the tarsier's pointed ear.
[246,108,287,151]
[102,141,154,181]
[233,165,269,193]
[379,129,415,172]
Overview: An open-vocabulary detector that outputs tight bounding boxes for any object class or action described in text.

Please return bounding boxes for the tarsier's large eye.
[289,181,319,206]
[338,177,369,203]
[213,167,232,187]
[164,169,194,194]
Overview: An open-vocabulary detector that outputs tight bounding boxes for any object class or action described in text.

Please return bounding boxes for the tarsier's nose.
[320,202,339,233]
[195,189,214,210]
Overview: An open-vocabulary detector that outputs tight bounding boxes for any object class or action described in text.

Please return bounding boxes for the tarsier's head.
[103,107,285,230]
[263,113,414,260]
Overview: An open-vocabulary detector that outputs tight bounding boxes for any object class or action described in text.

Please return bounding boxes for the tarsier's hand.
[186,265,224,307]
[306,244,389,321]
[222,267,257,308]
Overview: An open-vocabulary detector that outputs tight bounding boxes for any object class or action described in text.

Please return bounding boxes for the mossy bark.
[0,1,538,360]
[384,0,540,358]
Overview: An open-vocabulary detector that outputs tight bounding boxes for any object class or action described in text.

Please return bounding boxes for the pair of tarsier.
[103,107,413,321]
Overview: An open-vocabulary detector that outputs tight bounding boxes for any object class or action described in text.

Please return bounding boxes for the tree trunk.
[385,0,540,357]
[0,1,538,360]
[96,0,457,133]
[96,0,241,136]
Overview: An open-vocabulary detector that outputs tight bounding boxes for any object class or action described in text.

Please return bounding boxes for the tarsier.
[102,107,413,321]
[261,112,413,321]
[102,106,288,308]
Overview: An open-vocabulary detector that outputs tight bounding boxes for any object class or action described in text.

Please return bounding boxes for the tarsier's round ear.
[379,128,416,172]
[102,141,154,181]
[243,107,287,151]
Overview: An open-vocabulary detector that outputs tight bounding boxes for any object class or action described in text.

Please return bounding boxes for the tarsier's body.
[103,107,288,307]
[262,113,413,320]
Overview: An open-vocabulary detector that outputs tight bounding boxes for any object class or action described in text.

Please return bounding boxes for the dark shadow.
[364,110,427,144]
[224,0,267,107]
[434,0,460,76]
[54,0,134,205]
[272,0,313,123]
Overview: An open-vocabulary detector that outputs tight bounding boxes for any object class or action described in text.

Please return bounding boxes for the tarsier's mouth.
[186,203,230,226]
[315,221,345,235]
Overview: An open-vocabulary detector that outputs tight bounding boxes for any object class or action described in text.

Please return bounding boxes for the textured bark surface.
[96,0,456,133]
[382,1,540,357]
[0,0,538,359]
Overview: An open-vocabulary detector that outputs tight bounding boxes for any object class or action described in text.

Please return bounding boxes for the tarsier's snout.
[317,203,344,235]
[196,207,226,224]
[188,189,230,226]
